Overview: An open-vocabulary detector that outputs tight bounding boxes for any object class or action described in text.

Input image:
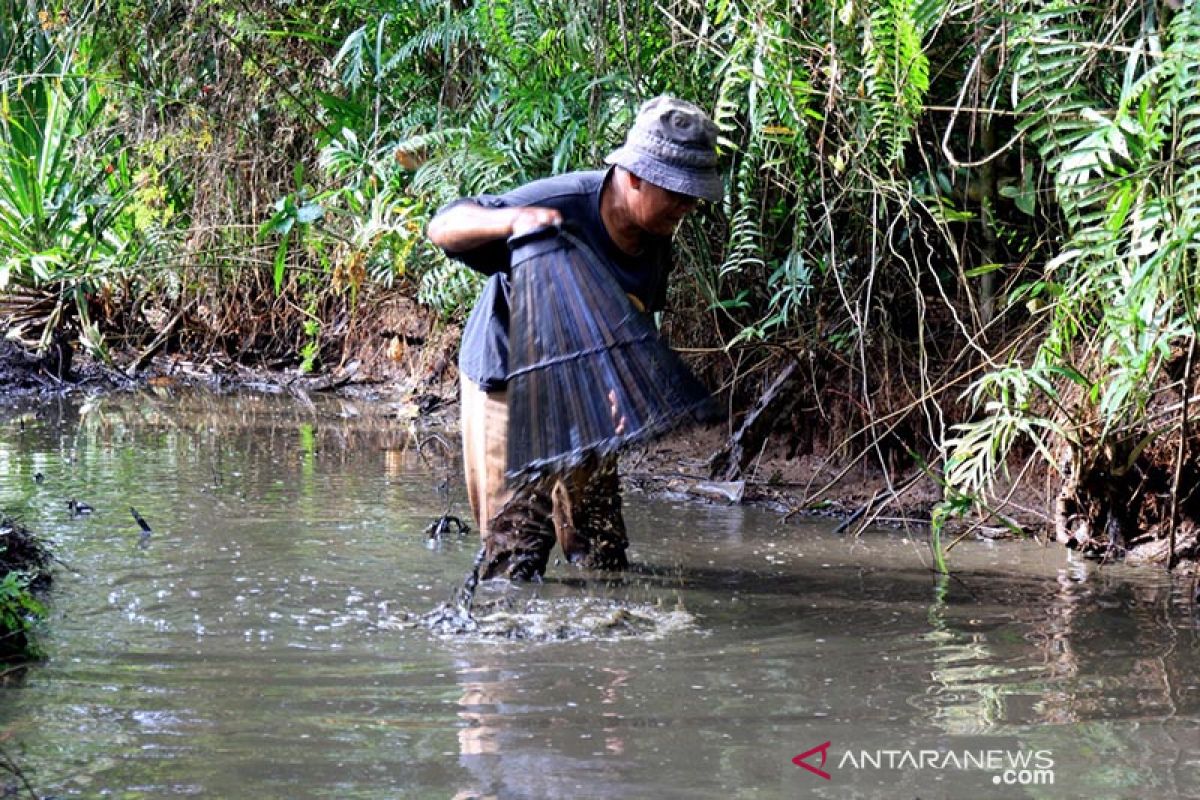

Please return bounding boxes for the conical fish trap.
[505,227,716,485]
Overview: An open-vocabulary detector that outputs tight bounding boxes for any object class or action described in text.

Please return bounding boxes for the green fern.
[945,0,1200,502]
[866,0,932,167]
[332,24,369,91]
[1165,2,1200,238]
[708,1,817,338]
[417,256,484,317]
[393,13,476,64]
[1010,3,1104,209]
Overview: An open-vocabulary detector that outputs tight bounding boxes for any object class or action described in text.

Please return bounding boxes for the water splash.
[428,594,696,641]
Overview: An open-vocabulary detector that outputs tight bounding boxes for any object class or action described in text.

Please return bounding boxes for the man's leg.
[464,379,624,578]
[550,478,588,564]
[461,380,556,580]
[480,478,557,580]
[551,454,629,571]
[460,379,512,537]
[481,457,627,578]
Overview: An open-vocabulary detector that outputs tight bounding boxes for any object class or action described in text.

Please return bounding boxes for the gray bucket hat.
[604,96,723,203]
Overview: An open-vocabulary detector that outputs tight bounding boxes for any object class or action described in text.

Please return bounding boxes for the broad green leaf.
[273,230,290,295]
[964,262,1005,278]
[295,202,323,224]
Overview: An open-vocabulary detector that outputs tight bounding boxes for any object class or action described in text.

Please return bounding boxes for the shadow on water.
[0,390,1197,799]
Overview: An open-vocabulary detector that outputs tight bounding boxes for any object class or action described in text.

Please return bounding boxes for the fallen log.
[708,360,800,482]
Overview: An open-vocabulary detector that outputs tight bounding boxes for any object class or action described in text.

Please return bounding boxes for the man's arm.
[426,202,562,253]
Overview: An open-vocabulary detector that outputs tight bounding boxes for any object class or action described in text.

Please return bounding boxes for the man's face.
[629,177,700,237]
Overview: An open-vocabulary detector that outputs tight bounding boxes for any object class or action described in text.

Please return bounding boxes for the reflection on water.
[0,390,1197,799]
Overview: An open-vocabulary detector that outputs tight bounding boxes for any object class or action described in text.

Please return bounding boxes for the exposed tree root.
[1053,434,1200,567]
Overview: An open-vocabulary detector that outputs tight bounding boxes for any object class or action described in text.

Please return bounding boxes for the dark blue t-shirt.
[438,168,673,391]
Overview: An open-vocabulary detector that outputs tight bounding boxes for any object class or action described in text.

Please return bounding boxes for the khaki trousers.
[460,379,628,579]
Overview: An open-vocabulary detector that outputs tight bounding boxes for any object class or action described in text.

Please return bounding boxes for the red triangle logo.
[792,741,832,780]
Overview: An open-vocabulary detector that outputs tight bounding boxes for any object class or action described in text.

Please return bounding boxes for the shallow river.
[0,391,1197,799]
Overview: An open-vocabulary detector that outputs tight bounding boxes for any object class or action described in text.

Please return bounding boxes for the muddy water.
[0,391,1197,799]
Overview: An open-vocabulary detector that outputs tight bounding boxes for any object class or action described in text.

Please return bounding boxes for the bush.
[0,515,52,662]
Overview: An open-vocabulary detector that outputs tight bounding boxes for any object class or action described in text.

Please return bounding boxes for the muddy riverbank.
[0,329,1045,553]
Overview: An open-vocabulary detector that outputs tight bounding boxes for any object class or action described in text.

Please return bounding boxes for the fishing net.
[505,227,716,485]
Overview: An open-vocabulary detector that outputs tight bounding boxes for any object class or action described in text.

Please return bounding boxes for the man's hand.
[608,389,628,436]
[510,206,562,237]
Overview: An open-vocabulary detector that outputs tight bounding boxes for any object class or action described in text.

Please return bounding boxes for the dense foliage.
[0,515,51,661]
[3,0,1198,563]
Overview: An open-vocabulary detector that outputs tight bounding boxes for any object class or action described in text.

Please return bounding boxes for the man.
[427,96,722,580]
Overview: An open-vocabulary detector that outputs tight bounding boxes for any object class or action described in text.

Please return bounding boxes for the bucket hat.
[604,96,723,203]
